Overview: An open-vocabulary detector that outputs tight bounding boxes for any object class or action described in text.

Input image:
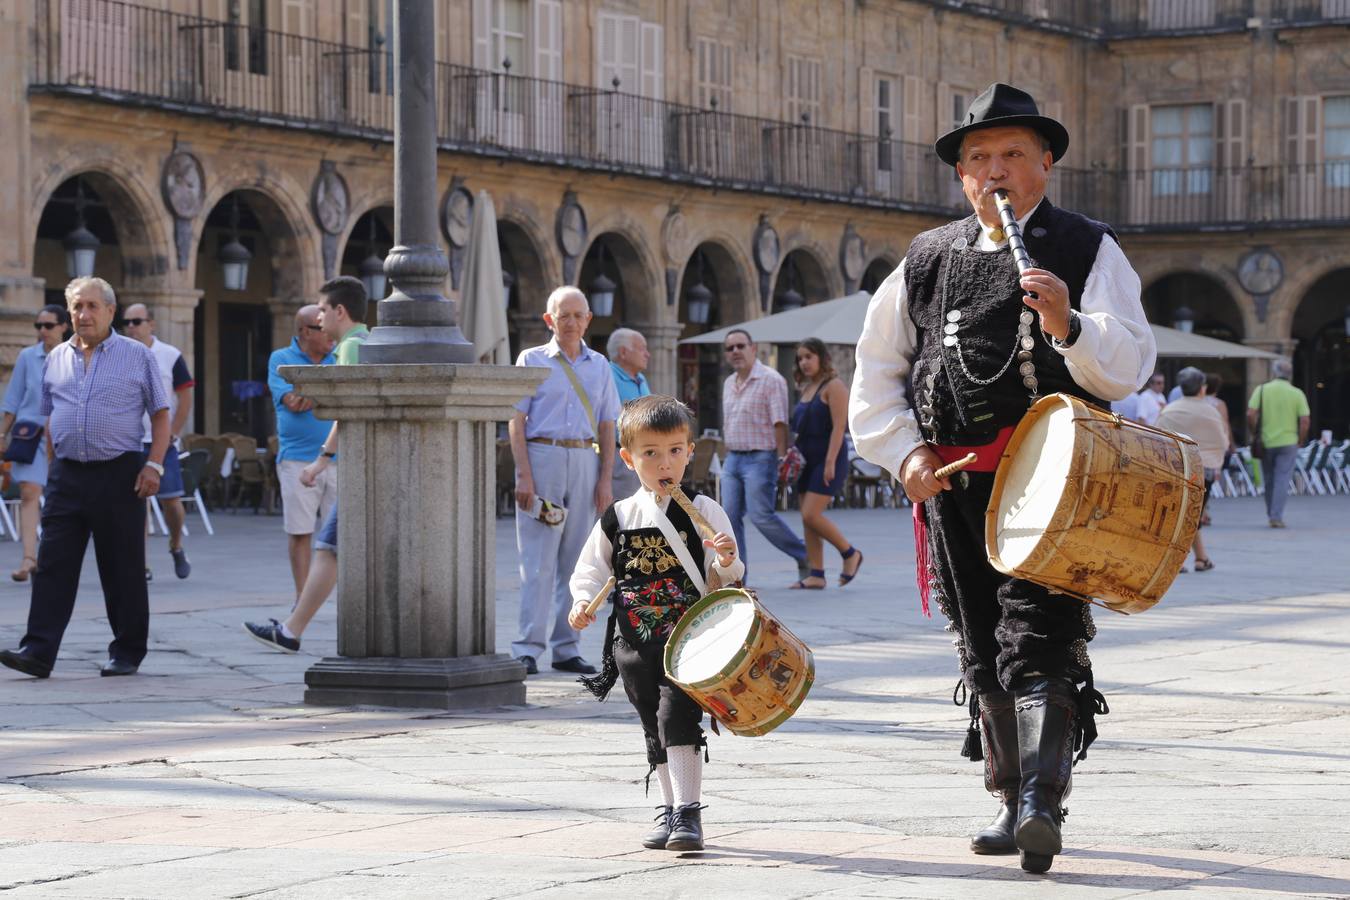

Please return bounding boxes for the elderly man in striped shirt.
[0,277,170,679]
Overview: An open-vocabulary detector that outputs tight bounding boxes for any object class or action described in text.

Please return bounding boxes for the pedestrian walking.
[788,338,862,590]
[849,84,1154,872]
[509,286,619,676]
[607,327,651,500]
[266,304,337,602]
[569,395,744,853]
[1156,367,1227,571]
[0,305,70,582]
[244,278,367,652]
[1246,358,1309,528]
[719,329,808,583]
[1132,372,1167,425]
[0,277,171,679]
[122,303,194,580]
[1202,371,1235,527]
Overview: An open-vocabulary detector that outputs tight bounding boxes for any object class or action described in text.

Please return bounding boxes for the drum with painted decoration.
[985,393,1204,615]
[664,588,814,736]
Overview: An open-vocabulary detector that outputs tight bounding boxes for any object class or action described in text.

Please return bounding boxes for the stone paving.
[0,494,1348,898]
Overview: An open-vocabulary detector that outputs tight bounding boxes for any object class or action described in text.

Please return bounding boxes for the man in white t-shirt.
[1132,372,1167,426]
[123,305,194,580]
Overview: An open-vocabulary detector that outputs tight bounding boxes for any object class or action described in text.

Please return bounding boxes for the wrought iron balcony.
[28,0,1350,230]
[918,0,1350,35]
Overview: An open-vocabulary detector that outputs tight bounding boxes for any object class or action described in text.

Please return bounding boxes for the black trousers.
[614,637,704,765]
[22,453,149,668]
[926,471,1092,694]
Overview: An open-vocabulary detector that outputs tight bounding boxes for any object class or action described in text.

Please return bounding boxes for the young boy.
[568,395,743,852]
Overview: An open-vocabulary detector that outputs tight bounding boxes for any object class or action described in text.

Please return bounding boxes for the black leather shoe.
[1014,677,1077,874]
[665,803,705,852]
[642,805,673,849]
[516,655,538,675]
[971,690,1019,855]
[971,799,1018,855]
[100,659,139,677]
[551,656,597,674]
[0,648,52,679]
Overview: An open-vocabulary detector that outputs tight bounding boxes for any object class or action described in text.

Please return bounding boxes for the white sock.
[654,763,674,807]
[279,622,297,640]
[667,745,702,807]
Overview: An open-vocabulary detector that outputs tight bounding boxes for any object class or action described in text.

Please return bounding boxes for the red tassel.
[913,502,932,618]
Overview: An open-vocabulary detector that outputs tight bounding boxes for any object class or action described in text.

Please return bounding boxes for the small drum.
[985,393,1204,615]
[664,588,814,737]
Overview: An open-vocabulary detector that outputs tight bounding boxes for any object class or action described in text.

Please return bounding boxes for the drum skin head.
[993,400,1076,570]
[667,590,757,685]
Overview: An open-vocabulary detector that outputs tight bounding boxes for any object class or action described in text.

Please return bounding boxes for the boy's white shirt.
[570,487,746,603]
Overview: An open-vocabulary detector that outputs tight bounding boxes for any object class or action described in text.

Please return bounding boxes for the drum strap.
[641,492,708,596]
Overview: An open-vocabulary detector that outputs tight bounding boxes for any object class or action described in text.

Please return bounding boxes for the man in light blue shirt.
[509,286,620,676]
[266,304,336,598]
[606,327,651,499]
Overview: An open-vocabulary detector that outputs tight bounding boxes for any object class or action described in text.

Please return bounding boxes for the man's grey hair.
[546,285,588,317]
[65,276,116,307]
[1272,358,1293,380]
[1176,366,1206,397]
[607,327,642,358]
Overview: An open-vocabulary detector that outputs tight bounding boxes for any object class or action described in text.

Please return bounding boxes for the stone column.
[631,321,684,397]
[282,363,546,708]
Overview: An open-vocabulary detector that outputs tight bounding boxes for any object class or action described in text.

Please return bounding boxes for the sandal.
[10,556,36,583]
[790,569,827,590]
[1193,558,1215,572]
[838,548,864,586]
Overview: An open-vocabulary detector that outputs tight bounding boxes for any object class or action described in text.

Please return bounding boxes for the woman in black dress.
[789,338,863,589]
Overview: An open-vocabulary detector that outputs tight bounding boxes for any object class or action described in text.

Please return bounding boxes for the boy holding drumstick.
[568,395,743,852]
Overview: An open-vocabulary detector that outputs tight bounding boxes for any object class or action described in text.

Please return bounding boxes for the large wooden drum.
[985,393,1204,615]
[664,588,814,737]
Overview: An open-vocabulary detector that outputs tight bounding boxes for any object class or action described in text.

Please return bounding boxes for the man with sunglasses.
[719,329,808,583]
[123,304,194,580]
[264,304,336,601]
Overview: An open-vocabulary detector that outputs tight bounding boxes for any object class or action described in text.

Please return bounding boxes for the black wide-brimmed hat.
[934,83,1069,166]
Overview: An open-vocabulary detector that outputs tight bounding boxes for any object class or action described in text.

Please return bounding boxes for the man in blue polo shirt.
[606,327,651,499]
[266,304,335,601]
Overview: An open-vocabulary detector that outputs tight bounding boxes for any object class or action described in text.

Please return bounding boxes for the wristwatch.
[144,459,165,476]
[1052,311,1082,349]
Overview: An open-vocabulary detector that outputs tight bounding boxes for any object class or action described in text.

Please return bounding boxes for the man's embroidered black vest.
[904,200,1113,445]
[600,492,707,646]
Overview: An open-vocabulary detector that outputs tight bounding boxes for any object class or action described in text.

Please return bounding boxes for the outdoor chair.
[846,457,886,508]
[178,448,215,535]
[225,435,267,511]
[0,479,21,543]
[686,438,721,499]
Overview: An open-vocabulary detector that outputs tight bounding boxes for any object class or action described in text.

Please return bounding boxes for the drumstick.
[585,576,616,616]
[935,452,978,480]
[661,480,717,541]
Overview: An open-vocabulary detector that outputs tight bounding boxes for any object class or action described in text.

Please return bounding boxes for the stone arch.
[1290,267,1350,438]
[577,214,663,325]
[496,196,562,289]
[861,254,900,294]
[771,245,832,311]
[1141,271,1245,342]
[30,157,172,292]
[340,205,395,320]
[498,215,553,359]
[1266,257,1346,340]
[675,230,756,327]
[193,166,320,301]
[578,227,661,352]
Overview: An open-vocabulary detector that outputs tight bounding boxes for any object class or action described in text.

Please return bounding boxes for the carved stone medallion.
[753,215,780,275]
[1237,249,1283,296]
[661,206,689,267]
[441,183,474,249]
[310,162,349,236]
[840,225,865,283]
[161,148,205,220]
[556,193,587,259]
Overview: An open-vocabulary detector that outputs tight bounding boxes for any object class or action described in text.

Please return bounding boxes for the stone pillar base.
[304,653,527,710]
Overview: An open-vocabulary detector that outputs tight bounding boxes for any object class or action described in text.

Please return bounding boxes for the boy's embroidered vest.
[600,492,707,646]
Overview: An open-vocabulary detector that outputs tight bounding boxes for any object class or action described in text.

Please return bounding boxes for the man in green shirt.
[1246,359,1310,528]
[245,277,369,652]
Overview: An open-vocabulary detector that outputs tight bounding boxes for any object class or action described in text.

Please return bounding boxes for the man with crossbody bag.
[509,286,620,675]
[1247,358,1309,528]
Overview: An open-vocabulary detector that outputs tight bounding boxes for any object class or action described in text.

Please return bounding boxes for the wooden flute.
[660,480,716,541]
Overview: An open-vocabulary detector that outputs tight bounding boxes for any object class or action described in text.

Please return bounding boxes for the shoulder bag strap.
[639,491,708,596]
[554,356,600,448]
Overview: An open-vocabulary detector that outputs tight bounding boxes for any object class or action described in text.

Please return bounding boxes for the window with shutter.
[1324,96,1350,189]
[1150,103,1213,196]
[786,55,822,125]
[695,37,732,111]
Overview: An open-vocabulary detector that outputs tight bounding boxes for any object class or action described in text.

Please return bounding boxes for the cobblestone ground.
[0,494,1347,898]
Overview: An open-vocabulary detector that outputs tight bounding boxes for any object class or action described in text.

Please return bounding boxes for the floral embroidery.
[619,577,695,643]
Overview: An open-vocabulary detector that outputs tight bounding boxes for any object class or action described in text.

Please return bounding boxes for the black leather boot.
[665,803,706,851]
[1013,677,1078,874]
[970,690,1018,855]
[642,805,673,849]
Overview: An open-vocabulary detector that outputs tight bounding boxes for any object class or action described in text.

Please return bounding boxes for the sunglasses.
[34,322,59,331]
[724,342,748,352]
[123,318,148,327]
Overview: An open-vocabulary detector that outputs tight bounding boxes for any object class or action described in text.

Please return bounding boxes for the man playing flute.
[848,83,1155,873]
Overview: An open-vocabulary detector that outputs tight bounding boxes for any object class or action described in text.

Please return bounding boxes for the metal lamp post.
[62,179,100,279]
[1173,305,1195,334]
[218,194,252,292]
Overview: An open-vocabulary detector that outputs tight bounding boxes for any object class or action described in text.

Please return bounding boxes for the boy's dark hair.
[319,275,369,323]
[618,395,696,449]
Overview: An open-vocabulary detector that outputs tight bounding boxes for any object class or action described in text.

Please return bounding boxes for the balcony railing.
[29,0,1350,229]
[919,0,1350,34]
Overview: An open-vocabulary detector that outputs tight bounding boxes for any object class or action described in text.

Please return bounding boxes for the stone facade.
[3,0,1349,436]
